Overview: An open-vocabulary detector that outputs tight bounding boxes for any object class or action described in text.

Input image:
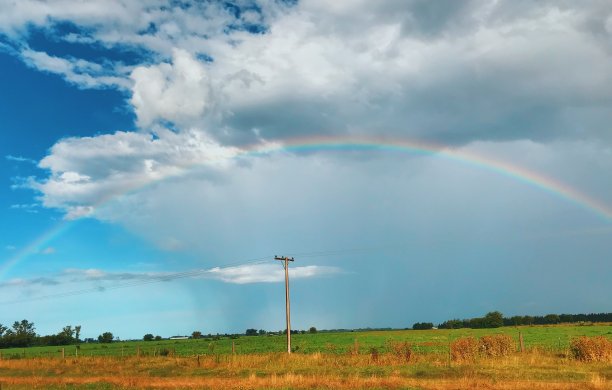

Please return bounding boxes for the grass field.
[0,324,610,389]
[1,324,610,358]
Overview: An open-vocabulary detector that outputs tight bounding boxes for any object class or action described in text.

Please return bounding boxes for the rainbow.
[0,220,78,278]
[2,135,610,279]
[251,135,612,221]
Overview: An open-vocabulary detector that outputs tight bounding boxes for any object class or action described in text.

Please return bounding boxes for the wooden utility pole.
[275,255,295,354]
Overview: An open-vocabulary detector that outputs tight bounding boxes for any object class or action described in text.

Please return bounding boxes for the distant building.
[169,336,189,340]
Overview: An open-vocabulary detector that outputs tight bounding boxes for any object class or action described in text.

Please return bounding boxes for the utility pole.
[275,255,294,354]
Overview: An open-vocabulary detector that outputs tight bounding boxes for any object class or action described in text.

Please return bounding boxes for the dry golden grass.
[571,336,612,362]
[450,336,479,362]
[0,349,609,389]
[480,334,514,358]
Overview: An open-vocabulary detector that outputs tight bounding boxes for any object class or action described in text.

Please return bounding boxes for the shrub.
[480,335,514,357]
[570,336,612,362]
[451,337,479,362]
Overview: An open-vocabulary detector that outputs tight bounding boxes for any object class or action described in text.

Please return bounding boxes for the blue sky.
[1,0,611,340]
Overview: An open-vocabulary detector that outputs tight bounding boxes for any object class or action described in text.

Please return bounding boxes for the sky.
[0,0,611,340]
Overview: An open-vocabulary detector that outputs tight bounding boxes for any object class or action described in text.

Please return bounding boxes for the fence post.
[447,333,452,368]
[61,348,65,359]
[137,346,140,358]
[519,332,524,353]
[197,354,200,367]
[232,341,235,355]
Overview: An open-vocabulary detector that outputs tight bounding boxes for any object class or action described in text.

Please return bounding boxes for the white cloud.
[5,155,36,164]
[1,1,611,142]
[10,203,39,213]
[0,264,343,298]
[208,264,342,284]
[32,128,240,216]
[130,49,212,128]
[20,49,130,89]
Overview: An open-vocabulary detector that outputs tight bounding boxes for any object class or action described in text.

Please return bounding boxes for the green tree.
[245,328,258,336]
[154,335,162,341]
[10,319,36,347]
[484,311,504,328]
[98,332,114,343]
[143,333,154,341]
[61,326,74,339]
[192,331,202,339]
[74,325,82,343]
[412,322,434,330]
[309,326,317,334]
[544,314,560,324]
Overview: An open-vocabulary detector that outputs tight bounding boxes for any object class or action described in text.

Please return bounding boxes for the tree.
[438,319,463,329]
[61,326,74,339]
[544,314,560,324]
[309,326,317,334]
[412,322,434,330]
[154,335,162,341]
[258,329,266,335]
[484,311,504,328]
[143,333,154,341]
[245,328,258,336]
[10,319,36,347]
[192,331,202,339]
[98,332,114,343]
[75,325,82,343]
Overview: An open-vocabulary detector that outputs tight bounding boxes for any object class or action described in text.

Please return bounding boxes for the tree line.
[0,320,82,348]
[437,312,612,329]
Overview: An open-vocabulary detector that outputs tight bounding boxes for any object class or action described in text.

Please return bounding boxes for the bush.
[451,337,479,362]
[570,336,612,362]
[480,335,513,357]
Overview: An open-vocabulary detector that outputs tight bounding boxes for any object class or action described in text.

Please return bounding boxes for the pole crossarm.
[274,255,295,354]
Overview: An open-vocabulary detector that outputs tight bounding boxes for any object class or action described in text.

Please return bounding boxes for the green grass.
[0,324,610,359]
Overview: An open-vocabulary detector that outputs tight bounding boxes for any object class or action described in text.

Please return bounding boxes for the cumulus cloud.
[1,1,611,143]
[131,49,213,128]
[32,128,240,217]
